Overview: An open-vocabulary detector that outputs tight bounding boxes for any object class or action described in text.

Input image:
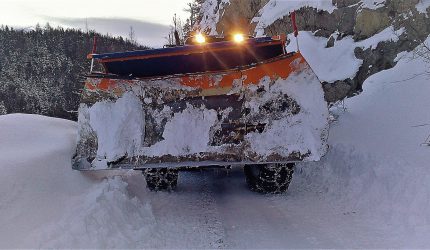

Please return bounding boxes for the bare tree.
[166,14,185,46]
[128,26,137,45]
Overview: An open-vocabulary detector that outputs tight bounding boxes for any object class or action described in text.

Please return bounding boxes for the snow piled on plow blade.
[79,92,145,167]
[245,71,328,160]
[143,105,218,157]
[74,54,329,170]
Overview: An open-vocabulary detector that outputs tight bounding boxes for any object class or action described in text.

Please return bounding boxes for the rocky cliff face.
[197,0,430,102]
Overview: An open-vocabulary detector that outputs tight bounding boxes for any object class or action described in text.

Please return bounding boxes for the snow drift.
[0,114,155,248]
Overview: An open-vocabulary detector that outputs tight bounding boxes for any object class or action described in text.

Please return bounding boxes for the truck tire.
[142,168,179,191]
[244,163,294,194]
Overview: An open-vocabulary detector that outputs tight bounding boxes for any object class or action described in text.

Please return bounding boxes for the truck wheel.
[142,168,179,191]
[244,163,294,194]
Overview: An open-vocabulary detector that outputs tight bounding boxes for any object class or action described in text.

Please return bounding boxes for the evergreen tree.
[0,26,147,120]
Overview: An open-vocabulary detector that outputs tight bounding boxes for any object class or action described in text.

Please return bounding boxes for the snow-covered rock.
[196,0,430,102]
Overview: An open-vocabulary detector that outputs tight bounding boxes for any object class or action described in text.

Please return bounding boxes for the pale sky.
[0,0,191,47]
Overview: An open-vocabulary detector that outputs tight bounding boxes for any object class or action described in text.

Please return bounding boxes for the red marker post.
[290,11,300,52]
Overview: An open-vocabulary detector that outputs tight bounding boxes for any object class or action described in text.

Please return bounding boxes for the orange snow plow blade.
[73,52,329,170]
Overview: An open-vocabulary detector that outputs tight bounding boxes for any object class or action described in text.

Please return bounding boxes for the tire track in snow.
[207,168,315,248]
[127,170,226,248]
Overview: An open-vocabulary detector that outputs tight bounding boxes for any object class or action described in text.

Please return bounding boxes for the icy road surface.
[1,41,430,248]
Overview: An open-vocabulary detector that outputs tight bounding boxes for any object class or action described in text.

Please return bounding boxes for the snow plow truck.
[73,32,329,193]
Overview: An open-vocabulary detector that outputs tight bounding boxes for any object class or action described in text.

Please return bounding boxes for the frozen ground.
[1,43,430,249]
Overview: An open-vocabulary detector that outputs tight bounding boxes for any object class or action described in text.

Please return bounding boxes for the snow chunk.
[143,105,218,157]
[87,92,144,163]
[416,0,430,14]
[254,0,336,36]
[286,31,362,82]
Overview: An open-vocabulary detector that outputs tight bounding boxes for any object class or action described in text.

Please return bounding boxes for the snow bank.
[35,177,155,248]
[254,0,336,36]
[292,37,430,247]
[0,114,155,248]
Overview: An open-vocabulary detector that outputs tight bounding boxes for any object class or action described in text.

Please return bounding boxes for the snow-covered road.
[130,163,429,248]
